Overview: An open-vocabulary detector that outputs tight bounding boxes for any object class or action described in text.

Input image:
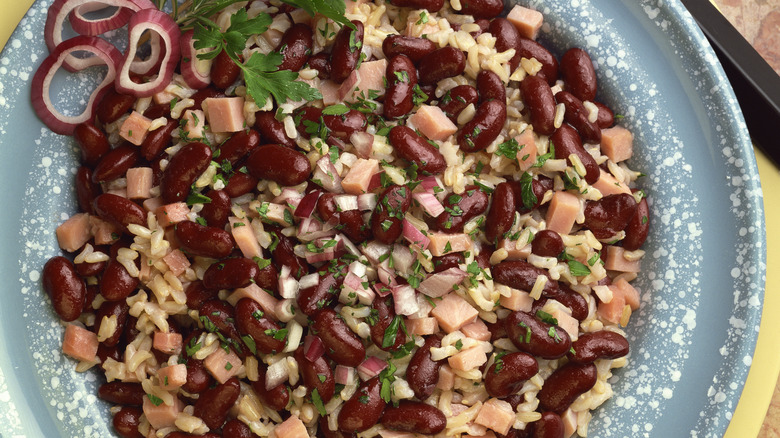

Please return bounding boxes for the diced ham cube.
[475,398,516,435]
[204,97,246,133]
[153,89,176,105]
[143,394,183,429]
[204,348,242,384]
[428,232,472,256]
[320,80,342,106]
[162,249,190,277]
[341,59,388,103]
[601,126,634,163]
[431,293,478,333]
[153,331,183,354]
[56,213,92,252]
[157,364,187,390]
[259,202,293,226]
[499,287,533,311]
[405,317,439,336]
[448,345,487,372]
[342,159,380,195]
[337,70,361,102]
[515,128,537,171]
[598,291,626,325]
[227,283,279,320]
[182,109,206,139]
[610,277,641,310]
[592,169,631,196]
[437,364,455,390]
[106,188,127,198]
[142,197,164,213]
[545,191,580,235]
[273,415,309,438]
[498,238,532,261]
[126,167,154,199]
[155,202,190,228]
[507,5,544,40]
[229,217,263,259]
[461,319,491,342]
[409,105,458,141]
[603,246,641,272]
[120,111,153,145]
[62,324,98,362]
[89,215,119,245]
[561,408,578,438]
[544,303,579,341]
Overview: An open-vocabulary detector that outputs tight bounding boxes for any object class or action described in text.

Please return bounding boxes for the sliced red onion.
[357,357,387,381]
[413,191,444,217]
[391,244,415,276]
[294,190,321,218]
[115,8,181,97]
[337,233,361,258]
[297,219,337,242]
[278,265,300,299]
[348,260,367,277]
[350,131,374,159]
[420,175,444,193]
[417,267,467,298]
[357,193,377,211]
[180,29,211,89]
[361,240,391,265]
[378,260,398,287]
[298,273,320,290]
[31,35,123,135]
[335,365,356,385]
[333,194,358,212]
[402,219,430,250]
[129,31,165,76]
[69,3,134,36]
[312,156,344,193]
[304,237,344,264]
[342,272,375,305]
[303,335,325,362]
[274,188,305,211]
[265,359,290,390]
[392,284,420,316]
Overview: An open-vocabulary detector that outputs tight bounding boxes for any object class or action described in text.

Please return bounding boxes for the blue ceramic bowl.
[0,0,765,437]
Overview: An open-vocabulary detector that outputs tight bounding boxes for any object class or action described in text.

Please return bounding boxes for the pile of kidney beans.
[40,0,650,437]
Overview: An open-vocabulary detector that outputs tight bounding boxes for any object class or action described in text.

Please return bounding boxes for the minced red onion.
[303,335,325,362]
[334,365,356,386]
[312,156,344,193]
[357,193,377,211]
[417,267,468,298]
[349,131,374,159]
[392,284,420,316]
[333,194,358,212]
[357,357,387,381]
[294,190,321,218]
[265,359,290,390]
[412,191,444,217]
[402,218,431,250]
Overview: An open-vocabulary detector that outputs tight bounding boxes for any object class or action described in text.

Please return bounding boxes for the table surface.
[2,1,778,437]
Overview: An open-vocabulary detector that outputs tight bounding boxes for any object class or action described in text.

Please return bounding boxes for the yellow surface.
[1,1,777,436]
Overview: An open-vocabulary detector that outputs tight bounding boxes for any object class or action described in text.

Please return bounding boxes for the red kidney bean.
[294,347,336,402]
[381,400,447,434]
[560,48,598,102]
[323,109,368,142]
[317,193,338,221]
[432,252,465,273]
[294,106,323,139]
[223,419,259,438]
[298,272,338,315]
[569,330,629,364]
[594,101,615,128]
[438,85,478,122]
[218,129,261,165]
[531,229,564,257]
[371,184,412,244]
[75,166,100,214]
[337,209,372,243]
[203,257,259,290]
[338,376,387,433]
[505,311,572,359]
[485,182,516,243]
[93,193,145,233]
[489,18,521,67]
[533,412,566,438]
[185,281,218,310]
[254,260,280,294]
[97,87,135,124]
[555,91,601,144]
[477,70,506,103]
[73,122,110,166]
[418,47,466,85]
[384,55,418,119]
[95,300,129,347]
[211,49,241,89]
[583,193,638,239]
[551,124,600,185]
[475,244,493,269]
[331,21,364,83]
[308,52,331,79]
[460,0,504,18]
[382,35,436,63]
[406,333,443,400]
[515,37,559,85]
[623,197,649,250]
[224,171,259,198]
[235,298,286,354]
[112,406,143,438]
[435,185,489,232]
[277,23,313,72]
[76,259,106,278]
[143,103,170,120]
[98,382,145,406]
[493,260,559,296]
[544,283,589,321]
[312,308,365,367]
[160,142,212,204]
[191,87,225,110]
[92,143,139,183]
[508,175,554,213]
[485,351,538,398]
[270,231,308,279]
[520,74,556,136]
[389,0,444,11]
[199,299,241,345]
[140,118,177,161]
[174,220,234,258]
[457,100,506,153]
[251,367,290,411]
[245,144,311,187]
[389,125,446,174]
[97,343,122,364]
[193,376,241,429]
[199,189,231,228]
[537,362,597,413]
[369,296,407,351]
[254,111,295,148]
[183,357,213,394]
[100,258,139,302]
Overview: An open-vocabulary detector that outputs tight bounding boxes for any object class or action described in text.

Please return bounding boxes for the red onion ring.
[115,9,181,97]
[31,35,122,135]
[129,31,165,76]
[69,2,134,36]
[180,29,212,89]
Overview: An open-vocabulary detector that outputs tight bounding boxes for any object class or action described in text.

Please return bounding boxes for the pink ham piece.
[142,197,164,213]
[143,394,183,429]
[56,213,91,252]
[89,215,119,245]
[229,217,263,259]
[227,283,279,320]
[153,331,183,354]
[342,159,380,195]
[204,97,246,133]
[562,409,578,437]
[157,364,187,390]
[546,304,579,341]
[601,126,634,162]
[126,167,154,199]
[337,71,361,102]
[592,169,631,196]
[474,398,516,435]
[610,277,641,310]
[431,292,478,332]
[461,319,491,342]
[507,5,544,40]
[604,246,641,272]
[408,105,458,141]
[437,364,455,390]
[153,89,176,105]
[405,317,439,336]
[545,191,580,235]
[499,287,533,311]
[498,238,532,261]
[204,348,242,384]
[155,202,190,228]
[320,80,342,106]
[598,290,626,325]
[119,111,152,146]
[514,128,537,171]
[448,345,487,372]
[182,109,205,139]
[428,232,472,256]
[62,324,98,362]
[418,267,467,298]
[162,249,190,277]
[340,59,388,103]
[273,415,309,438]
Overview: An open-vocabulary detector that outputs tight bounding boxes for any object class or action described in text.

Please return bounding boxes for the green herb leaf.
[519,171,537,209]
[311,388,327,415]
[322,104,350,115]
[241,51,323,107]
[146,394,164,406]
[186,192,212,206]
[280,0,353,29]
[382,315,402,348]
[568,260,591,276]
[495,138,519,159]
[536,310,558,326]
